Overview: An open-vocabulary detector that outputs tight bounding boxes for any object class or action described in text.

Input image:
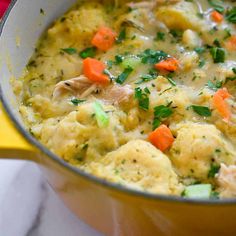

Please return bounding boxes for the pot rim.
[1,0,236,205]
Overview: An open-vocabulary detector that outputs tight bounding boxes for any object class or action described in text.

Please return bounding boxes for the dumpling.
[86,140,183,195]
[170,122,236,180]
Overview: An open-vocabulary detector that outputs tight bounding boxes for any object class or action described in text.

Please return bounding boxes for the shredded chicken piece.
[101,84,134,105]
[53,75,101,99]
[53,75,133,105]
[217,164,236,198]
[127,0,180,9]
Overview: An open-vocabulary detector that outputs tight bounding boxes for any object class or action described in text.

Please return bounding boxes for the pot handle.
[0,103,37,160]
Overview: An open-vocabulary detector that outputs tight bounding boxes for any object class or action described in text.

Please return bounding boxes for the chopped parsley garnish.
[194,47,205,55]
[71,98,86,106]
[224,28,232,39]
[155,32,166,41]
[166,76,177,86]
[135,69,158,84]
[208,163,220,178]
[207,80,222,91]
[79,47,96,59]
[210,47,225,63]
[116,66,133,84]
[106,60,113,69]
[116,28,126,44]
[210,191,220,200]
[135,87,150,111]
[191,105,212,117]
[198,59,206,68]
[226,7,236,23]
[115,55,124,64]
[153,105,173,130]
[61,48,77,55]
[139,49,168,64]
[136,74,155,84]
[226,67,236,82]
[213,39,221,47]
[169,29,183,41]
[208,0,224,13]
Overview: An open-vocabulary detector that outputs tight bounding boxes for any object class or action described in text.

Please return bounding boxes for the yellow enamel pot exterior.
[1,1,236,236]
[0,103,36,159]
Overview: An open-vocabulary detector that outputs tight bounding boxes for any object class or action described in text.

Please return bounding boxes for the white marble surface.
[0,160,103,236]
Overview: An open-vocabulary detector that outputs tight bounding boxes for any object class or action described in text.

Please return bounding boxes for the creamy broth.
[14,0,236,199]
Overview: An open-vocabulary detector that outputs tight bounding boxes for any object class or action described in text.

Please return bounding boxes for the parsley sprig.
[152,105,173,130]
[135,87,150,111]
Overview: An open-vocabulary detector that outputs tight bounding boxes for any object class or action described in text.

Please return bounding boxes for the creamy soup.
[13,0,236,199]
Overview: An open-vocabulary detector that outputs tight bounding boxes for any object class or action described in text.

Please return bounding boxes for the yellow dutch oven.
[1,1,236,235]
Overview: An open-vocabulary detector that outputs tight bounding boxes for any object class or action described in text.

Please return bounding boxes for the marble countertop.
[0,160,103,236]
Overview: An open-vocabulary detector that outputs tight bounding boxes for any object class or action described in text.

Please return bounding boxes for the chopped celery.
[183,184,212,199]
[93,101,109,128]
[121,55,141,69]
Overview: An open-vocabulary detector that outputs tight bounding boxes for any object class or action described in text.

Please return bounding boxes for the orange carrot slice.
[213,88,231,122]
[155,58,179,72]
[215,88,231,100]
[148,124,174,152]
[211,11,223,23]
[91,27,117,51]
[225,36,236,51]
[83,58,110,84]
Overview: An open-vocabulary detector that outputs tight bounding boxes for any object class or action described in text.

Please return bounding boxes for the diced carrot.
[155,58,179,72]
[91,27,117,51]
[148,124,174,152]
[225,36,236,51]
[211,11,223,23]
[83,58,110,84]
[215,88,231,100]
[213,88,231,122]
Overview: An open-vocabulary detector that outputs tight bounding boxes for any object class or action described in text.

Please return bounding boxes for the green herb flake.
[71,98,86,106]
[79,47,96,59]
[167,76,177,86]
[135,87,150,111]
[224,28,232,39]
[115,55,124,64]
[207,80,222,91]
[155,32,166,41]
[61,48,78,55]
[194,47,205,55]
[106,60,113,69]
[116,66,133,84]
[210,47,225,63]
[208,0,224,13]
[153,105,173,130]
[169,29,183,41]
[226,68,236,82]
[210,191,220,199]
[139,49,168,64]
[226,7,236,23]
[208,163,220,178]
[116,28,126,44]
[213,39,221,47]
[191,105,212,117]
[198,59,206,68]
